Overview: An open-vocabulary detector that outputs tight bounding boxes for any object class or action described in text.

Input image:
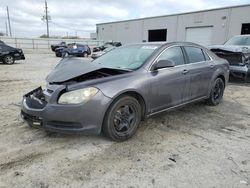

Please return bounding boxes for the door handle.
[210,64,215,69]
[182,69,189,74]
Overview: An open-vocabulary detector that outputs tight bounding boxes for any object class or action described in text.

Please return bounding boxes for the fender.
[207,63,229,96]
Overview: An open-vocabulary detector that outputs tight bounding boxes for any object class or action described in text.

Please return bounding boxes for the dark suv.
[0,41,25,64]
[55,44,91,57]
[51,42,67,52]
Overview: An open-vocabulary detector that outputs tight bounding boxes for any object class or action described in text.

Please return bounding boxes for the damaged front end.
[210,48,250,81]
[21,86,46,127]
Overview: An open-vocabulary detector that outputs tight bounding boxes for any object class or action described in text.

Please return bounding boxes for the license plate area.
[21,110,43,127]
[24,87,47,109]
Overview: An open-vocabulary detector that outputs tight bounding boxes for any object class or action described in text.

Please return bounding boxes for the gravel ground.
[0,54,249,188]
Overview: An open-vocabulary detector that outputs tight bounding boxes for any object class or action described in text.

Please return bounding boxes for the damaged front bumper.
[211,49,250,81]
[229,64,250,81]
[21,86,111,135]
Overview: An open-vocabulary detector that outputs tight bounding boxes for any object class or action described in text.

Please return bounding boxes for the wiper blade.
[112,66,133,71]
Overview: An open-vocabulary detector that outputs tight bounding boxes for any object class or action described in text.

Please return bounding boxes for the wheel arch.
[217,74,226,88]
[104,90,147,122]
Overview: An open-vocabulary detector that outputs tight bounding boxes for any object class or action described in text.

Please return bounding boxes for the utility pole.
[45,0,49,37]
[42,0,50,37]
[6,6,12,37]
[5,21,8,36]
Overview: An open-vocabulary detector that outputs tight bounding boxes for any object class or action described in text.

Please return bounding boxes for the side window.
[202,50,211,61]
[184,46,205,63]
[158,47,185,66]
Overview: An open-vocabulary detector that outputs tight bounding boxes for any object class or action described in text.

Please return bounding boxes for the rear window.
[184,47,205,63]
[203,50,211,61]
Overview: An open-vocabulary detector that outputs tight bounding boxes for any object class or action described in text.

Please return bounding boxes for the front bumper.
[21,86,111,135]
[14,53,25,60]
[229,65,250,81]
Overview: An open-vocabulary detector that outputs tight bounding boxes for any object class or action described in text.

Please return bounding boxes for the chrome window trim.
[149,44,214,72]
[148,45,182,71]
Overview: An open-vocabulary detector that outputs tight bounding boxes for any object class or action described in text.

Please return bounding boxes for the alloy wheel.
[113,104,136,135]
[213,79,224,101]
[4,56,14,64]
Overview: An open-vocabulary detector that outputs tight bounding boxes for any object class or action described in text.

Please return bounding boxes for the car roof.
[125,41,205,48]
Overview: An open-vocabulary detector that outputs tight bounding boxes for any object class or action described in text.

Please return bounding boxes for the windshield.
[225,36,250,46]
[92,45,159,70]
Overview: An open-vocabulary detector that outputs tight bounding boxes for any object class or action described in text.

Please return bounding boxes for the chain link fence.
[0,37,104,53]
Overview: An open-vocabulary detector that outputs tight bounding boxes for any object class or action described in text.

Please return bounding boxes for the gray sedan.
[21,42,229,141]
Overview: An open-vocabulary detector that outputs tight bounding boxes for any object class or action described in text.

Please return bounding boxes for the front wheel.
[206,77,225,106]
[63,52,69,57]
[103,96,142,141]
[3,55,15,64]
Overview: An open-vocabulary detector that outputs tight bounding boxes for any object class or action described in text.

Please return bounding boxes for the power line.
[6,6,12,37]
[50,21,94,33]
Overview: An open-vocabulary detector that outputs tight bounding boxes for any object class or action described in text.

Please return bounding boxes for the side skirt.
[146,96,208,118]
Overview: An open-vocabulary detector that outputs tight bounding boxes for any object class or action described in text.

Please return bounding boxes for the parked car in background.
[91,46,115,59]
[92,41,122,52]
[0,42,25,64]
[21,42,229,141]
[55,44,91,57]
[209,35,250,81]
[51,41,67,52]
[54,43,75,57]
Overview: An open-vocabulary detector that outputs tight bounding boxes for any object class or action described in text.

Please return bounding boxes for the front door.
[149,46,189,113]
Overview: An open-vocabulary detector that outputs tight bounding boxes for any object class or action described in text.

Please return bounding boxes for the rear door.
[183,46,214,100]
[149,46,189,113]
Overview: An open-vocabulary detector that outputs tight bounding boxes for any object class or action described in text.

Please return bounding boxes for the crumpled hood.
[46,58,105,83]
[209,45,250,53]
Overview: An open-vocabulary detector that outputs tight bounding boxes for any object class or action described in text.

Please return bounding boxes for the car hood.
[46,58,105,83]
[209,45,250,53]
[46,58,129,83]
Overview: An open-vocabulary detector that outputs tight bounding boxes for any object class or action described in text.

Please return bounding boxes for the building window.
[241,23,250,35]
[148,29,167,42]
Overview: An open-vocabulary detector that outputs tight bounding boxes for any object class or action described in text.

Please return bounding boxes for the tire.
[206,77,225,106]
[3,55,15,65]
[103,96,142,141]
[83,52,88,58]
[63,52,69,57]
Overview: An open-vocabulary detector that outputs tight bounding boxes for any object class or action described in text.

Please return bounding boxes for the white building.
[96,4,250,46]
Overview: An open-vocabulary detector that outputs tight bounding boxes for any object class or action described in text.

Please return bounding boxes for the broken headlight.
[58,87,99,104]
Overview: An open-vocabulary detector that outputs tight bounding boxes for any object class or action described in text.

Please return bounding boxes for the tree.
[40,34,48,38]
[0,32,4,36]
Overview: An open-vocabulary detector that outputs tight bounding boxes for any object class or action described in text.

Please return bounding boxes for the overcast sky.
[0,0,249,38]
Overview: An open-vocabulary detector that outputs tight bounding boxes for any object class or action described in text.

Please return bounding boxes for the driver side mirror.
[153,59,175,70]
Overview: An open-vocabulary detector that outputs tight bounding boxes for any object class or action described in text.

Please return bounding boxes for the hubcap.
[6,56,14,64]
[213,80,223,100]
[113,105,135,133]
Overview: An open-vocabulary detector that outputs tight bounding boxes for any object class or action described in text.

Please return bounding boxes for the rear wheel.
[3,55,15,64]
[103,96,141,141]
[83,52,88,58]
[207,77,225,106]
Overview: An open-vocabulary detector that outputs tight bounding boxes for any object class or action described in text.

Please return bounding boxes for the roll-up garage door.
[185,27,213,46]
